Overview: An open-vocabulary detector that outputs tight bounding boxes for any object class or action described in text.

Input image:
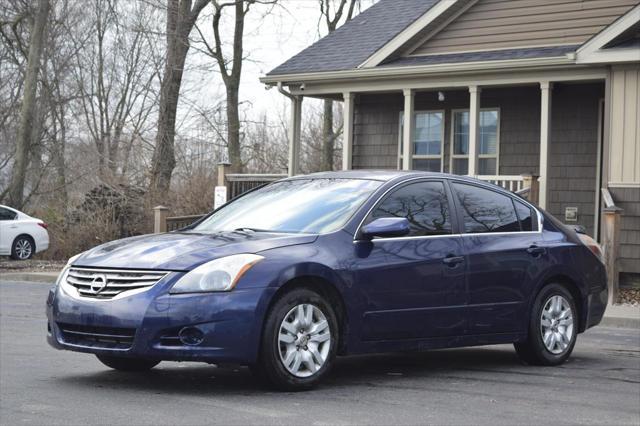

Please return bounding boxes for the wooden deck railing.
[224,173,286,199]
[153,166,287,234]
[476,174,539,204]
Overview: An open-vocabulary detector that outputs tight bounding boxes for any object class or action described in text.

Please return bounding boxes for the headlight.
[170,254,264,294]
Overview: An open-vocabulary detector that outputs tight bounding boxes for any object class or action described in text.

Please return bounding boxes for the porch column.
[342,92,354,170]
[288,95,303,176]
[468,85,481,176]
[539,82,553,208]
[402,89,415,170]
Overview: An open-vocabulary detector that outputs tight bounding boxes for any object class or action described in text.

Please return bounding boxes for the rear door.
[0,207,19,254]
[450,182,544,334]
[353,179,467,340]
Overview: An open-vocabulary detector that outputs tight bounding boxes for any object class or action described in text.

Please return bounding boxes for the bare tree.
[198,0,277,173]
[318,0,358,171]
[72,0,162,181]
[5,0,50,208]
[149,0,208,200]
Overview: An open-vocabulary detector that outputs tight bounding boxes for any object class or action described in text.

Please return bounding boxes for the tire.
[256,288,338,391]
[96,355,160,372]
[515,283,578,366]
[11,235,34,260]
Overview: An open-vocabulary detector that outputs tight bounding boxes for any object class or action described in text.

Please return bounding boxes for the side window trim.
[356,178,454,241]
[448,179,542,235]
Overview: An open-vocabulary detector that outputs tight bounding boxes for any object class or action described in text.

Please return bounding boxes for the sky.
[182,0,377,128]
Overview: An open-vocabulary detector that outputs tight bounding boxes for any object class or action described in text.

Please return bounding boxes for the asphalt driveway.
[1,279,639,425]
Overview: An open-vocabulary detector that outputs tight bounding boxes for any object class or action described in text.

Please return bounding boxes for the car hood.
[72,231,318,271]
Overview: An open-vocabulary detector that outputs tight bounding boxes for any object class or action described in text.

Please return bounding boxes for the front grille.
[65,267,168,300]
[58,322,136,350]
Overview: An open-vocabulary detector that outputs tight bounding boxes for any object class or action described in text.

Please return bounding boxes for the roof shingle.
[267,0,438,76]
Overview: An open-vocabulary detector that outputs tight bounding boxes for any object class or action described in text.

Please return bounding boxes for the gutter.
[261,56,579,85]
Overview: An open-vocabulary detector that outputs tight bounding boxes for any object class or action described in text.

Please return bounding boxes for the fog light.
[178,327,204,346]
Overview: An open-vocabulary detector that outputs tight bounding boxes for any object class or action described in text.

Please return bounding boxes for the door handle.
[527,245,546,257]
[443,255,465,267]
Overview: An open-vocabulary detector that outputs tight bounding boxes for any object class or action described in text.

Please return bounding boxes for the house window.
[450,109,500,175]
[399,111,444,172]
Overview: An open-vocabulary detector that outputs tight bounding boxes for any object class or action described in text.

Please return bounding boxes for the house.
[261,0,640,287]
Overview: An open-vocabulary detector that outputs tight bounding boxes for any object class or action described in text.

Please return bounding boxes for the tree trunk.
[53,103,68,209]
[321,98,334,171]
[226,84,242,172]
[149,0,207,201]
[6,0,50,208]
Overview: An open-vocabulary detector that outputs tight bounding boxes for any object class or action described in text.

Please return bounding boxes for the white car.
[0,205,49,260]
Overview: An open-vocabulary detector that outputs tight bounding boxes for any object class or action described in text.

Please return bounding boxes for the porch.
[285,75,605,237]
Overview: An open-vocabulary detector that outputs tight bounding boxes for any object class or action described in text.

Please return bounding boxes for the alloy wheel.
[540,295,574,355]
[15,239,32,260]
[278,303,331,378]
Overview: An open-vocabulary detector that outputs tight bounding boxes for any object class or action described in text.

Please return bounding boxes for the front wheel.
[96,355,160,371]
[515,283,577,366]
[255,288,338,391]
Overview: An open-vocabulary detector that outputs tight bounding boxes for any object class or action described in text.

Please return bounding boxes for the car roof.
[285,170,442,182]
[284,170,496,186]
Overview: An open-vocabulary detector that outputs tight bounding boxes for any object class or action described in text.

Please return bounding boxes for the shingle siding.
[610,187,640,274]
[547,82,604,237]
[353,94,402,169]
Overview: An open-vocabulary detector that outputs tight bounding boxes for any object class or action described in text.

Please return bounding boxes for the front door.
[353,179,467,340]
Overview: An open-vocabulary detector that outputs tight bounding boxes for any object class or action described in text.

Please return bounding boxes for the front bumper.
[46,274,274,364]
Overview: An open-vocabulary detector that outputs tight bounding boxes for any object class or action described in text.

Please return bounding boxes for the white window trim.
[449,107,501,175]
[398,109,445,172]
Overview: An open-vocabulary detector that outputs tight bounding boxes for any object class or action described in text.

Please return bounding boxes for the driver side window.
[368,181,452,237]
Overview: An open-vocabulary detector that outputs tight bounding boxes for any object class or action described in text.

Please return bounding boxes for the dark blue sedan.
[47,171,608,390]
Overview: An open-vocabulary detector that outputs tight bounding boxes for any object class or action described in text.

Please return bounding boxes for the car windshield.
[191,178,382,234]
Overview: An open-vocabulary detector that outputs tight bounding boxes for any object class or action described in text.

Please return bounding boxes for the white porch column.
[342,92,354,170]
[288,95,303,176]
[539,82,553,208]
[402,89,415,170]
[468,85,481,176]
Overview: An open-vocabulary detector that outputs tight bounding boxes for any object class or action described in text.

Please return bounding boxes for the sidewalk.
[1,271,639,329]
[601,303,640,329]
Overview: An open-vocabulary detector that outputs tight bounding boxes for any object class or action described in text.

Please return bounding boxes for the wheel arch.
[12,233,36,253]
[264,273,349,355]
[534,274,588,333]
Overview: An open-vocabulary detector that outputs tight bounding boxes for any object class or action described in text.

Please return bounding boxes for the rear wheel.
[515,283,577,366]
[96,355,160,371]
[11,236,34,260]
[255,288,338,391]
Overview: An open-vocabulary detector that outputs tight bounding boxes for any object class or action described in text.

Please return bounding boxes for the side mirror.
[361,217,410,240]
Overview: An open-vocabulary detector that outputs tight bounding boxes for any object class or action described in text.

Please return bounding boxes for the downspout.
[278,82,302,176]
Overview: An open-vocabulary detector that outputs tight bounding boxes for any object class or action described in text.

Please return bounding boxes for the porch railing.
[476,174,539,204]
[225,173,286,199]
[153,166,287,234]
[601,188,623,304]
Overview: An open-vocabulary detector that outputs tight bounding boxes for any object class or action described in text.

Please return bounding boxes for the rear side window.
[368,181,452,236]
[452,183,520,233]
[0,208,17,221]
[514,199,538,231]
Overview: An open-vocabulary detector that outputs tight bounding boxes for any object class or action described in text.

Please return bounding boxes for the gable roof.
[577,4,640,64]
[267,0,439,76]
